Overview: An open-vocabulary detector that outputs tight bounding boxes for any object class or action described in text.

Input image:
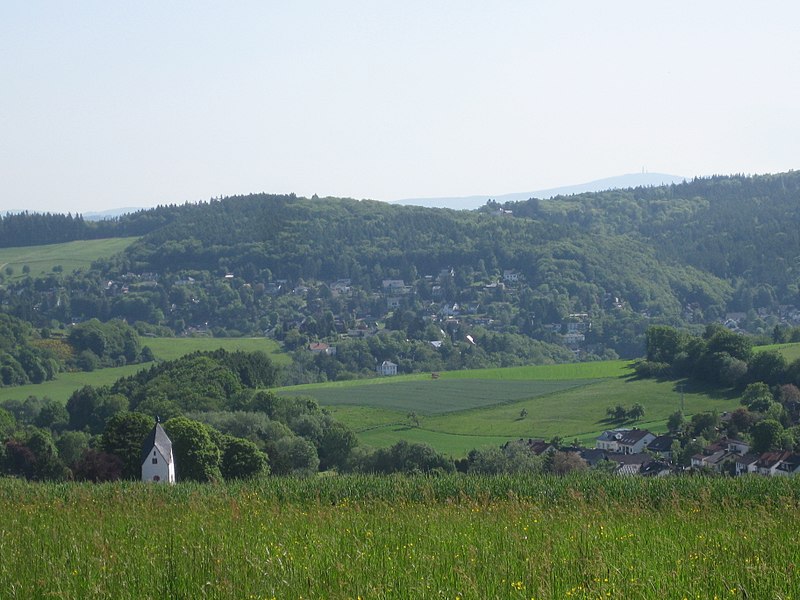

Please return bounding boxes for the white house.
[141,420,176,484]
[377,360,398,376]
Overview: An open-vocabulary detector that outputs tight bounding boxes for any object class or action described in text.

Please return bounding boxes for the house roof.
[596,428,631,442]
[613,453,652,466]
[735,453,760,466]
[141,422,173,465]
[756,450,791,469]
[617,430,654,446]
[647,435,675,453]
[524,439,553,456]
[578,448,610,466]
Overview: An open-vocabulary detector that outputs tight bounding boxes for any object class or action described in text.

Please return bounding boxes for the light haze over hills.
[14,173,688,220]
[390,173,687,210]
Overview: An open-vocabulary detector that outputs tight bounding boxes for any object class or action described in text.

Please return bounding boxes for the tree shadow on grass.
[671,378,740,401]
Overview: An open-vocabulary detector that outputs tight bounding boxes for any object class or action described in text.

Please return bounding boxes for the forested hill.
[1,171,800,360]
[502,171,800,308]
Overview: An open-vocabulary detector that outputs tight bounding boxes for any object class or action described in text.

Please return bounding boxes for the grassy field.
[1,475,799,599]
[757,341,800,363]
[279,358,742,455]
[0,337,287,405]
[0,238,137,279]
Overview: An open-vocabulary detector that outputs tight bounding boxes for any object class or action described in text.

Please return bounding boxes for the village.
[511,425,800,478]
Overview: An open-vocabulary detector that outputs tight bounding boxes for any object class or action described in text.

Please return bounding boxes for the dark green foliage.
[163,417,222,483]
[55,431,91,467]
[360,440,455,475]
[220,436,269,480]
[111,350,278,414]
[751,419,785,454]
[66,386,128,434]
[101,412,155,479]
[68,319,141,368]
[269,436,319,477]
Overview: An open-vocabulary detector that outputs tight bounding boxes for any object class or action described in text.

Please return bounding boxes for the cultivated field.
[280,360,742,455]
[0,238,137,279]
[1,475,798,599]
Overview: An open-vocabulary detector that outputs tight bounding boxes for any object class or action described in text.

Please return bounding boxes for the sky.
[2,1,799,214]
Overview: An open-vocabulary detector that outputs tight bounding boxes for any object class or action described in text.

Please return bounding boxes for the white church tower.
[141,419,176,484]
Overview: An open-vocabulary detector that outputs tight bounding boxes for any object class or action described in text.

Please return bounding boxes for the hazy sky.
[2,2,799,214]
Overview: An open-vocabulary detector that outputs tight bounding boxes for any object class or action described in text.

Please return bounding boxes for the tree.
[740,382,775,413]
[220,436,269,480]
[627,403,645,422]
[72,449,123,482]
[270,436,319,476]
[751,419,784,454]
[56,430,91,467]
[666,410,685,434]
[747,350,787,386]
[102,412,155,479]
[645,326,684,363]
[407,411,420,428]
[164,417,222,482]
[550,451,588,475]
[317,420,358,471]
[519,408,528,420]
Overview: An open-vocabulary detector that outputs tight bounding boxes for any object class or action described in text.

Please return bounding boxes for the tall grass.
[1,475,799,598]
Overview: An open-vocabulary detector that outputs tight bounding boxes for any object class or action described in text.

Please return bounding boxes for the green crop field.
[0,337,287,405]
[280,359,742,455]
[1,475,799,599]
[0,238,137,279]
[282,379,600,415]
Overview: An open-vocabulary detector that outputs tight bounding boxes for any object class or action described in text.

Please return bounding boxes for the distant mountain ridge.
[390,173,687,210]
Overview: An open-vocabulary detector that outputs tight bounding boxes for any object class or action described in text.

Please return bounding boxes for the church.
[141,419,176,484]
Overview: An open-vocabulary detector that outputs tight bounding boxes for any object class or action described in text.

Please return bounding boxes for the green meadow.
[1,475,799,599]
[0,237,137,279]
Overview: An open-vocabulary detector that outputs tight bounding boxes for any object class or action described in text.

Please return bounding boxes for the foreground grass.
[1,475,799,599]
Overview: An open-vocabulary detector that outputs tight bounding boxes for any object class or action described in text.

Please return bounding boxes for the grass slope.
[0,337,287,404]
[0,238,136,279]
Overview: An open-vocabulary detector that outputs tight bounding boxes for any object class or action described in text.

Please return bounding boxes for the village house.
[595,429,655,454]
[309,342,336,356]
[646,435,676,460]
[141,419,176,484]
[377,360,398,376]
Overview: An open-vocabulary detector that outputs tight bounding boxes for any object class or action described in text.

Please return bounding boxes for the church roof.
[141,422,174,465]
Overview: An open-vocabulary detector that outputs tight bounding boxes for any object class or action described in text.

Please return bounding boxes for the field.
[0,337,287,405]
[279,360,742,455]
[1,475,799,599]
[0,238,137,279]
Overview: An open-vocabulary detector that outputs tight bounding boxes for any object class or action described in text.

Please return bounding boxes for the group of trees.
[637,323,800,467]
[0,314,154,388]
[639,324,800,389]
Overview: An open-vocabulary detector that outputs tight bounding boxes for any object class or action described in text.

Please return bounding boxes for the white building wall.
[141,447,176,484]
